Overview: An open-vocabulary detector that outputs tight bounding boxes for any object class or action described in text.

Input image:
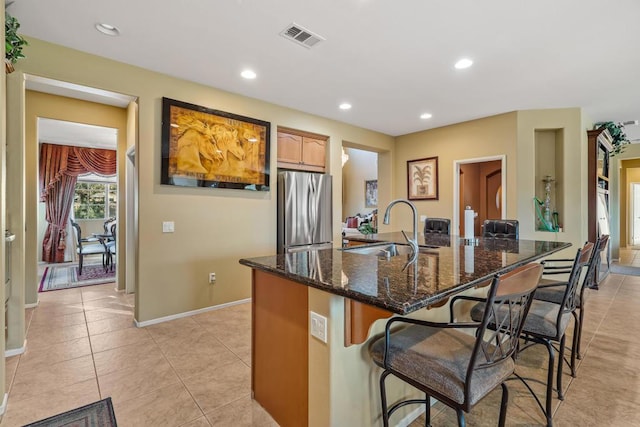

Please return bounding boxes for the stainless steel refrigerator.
[277,171,333,253]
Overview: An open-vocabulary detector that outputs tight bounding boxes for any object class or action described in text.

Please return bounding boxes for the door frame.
[630,182,640,246]
[452,155,506,236]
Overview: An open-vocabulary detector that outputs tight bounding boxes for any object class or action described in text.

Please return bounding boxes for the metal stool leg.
[498,382,509,427]
[543,339,555,427]
[557,334,565,401]
[380,370,391,427]
[424,393,431,427]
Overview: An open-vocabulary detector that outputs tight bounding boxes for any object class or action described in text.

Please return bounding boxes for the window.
[73,182,117,220]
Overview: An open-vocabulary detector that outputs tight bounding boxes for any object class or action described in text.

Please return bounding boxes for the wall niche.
[534,129,564,232]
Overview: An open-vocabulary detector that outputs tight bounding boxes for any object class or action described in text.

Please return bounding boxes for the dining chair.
[481,219,519,239]
[106,222,116,271]
[459,242,593,427]
[423,218,451,235]
[369,262,542,427]
[70,219,109,275]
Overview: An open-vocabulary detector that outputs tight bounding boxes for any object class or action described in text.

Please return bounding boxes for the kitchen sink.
[342,242,437,258]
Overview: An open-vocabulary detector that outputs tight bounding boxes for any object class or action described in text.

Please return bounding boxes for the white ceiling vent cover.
[280,23,325,49]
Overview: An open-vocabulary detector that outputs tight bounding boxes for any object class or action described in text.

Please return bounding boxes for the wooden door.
[485,170,502,220]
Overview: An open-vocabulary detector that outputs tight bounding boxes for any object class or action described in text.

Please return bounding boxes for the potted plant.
[5,11,28,73]
[594,121,629,156]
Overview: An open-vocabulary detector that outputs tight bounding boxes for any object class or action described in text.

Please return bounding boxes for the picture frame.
[365,179,378,208]
[407,157,438,200]
[161,97,271,190]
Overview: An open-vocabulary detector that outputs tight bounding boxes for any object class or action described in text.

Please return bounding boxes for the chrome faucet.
[383,199,419,259]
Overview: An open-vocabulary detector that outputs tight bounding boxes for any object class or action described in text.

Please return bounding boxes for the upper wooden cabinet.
[277,129,327,172]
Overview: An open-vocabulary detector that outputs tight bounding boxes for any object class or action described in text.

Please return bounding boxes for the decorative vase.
[5,59,15,74]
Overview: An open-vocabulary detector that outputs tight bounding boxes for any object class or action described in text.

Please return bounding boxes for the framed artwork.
[407,157,438,200]
[365,179,378,208]
[161,97,271,190]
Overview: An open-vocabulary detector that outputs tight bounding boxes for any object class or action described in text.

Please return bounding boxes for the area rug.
[39,262,116,292]
[23,397,117,426]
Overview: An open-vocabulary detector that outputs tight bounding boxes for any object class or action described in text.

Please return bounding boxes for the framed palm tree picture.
[407,157,438,200]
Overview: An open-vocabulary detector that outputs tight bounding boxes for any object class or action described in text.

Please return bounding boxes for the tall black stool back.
[482,219,519,239]
[424,218,451,235]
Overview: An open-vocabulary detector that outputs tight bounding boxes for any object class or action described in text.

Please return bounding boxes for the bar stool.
[369,263,542,427]
[481,219,519,239]
[534,234,608,365]
[460,242,593,427]
[423,218,451,235]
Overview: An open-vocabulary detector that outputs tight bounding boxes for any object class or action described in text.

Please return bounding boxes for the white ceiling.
[38,118,117,150]
[8,0,640,141]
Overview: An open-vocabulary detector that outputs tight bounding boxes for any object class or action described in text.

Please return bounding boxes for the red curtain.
[40,143,117,262]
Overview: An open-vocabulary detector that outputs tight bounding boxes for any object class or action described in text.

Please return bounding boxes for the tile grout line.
[145,326,211,426]
[81,289,104,400]
[153,316,251,425]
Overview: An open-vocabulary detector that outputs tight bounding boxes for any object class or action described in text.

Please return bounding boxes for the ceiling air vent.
[280,23,325,49]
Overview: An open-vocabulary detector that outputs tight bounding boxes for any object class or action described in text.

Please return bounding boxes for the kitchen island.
[239,235,570,427]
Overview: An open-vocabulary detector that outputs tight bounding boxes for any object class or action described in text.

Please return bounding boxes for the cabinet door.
[277,132,302,165]
[302,137,326,168]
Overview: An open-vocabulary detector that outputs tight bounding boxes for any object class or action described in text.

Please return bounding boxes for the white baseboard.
[0,393,7,416]
[25,301,39,309]
[395,403,427,427]
[5,340,26,358]
[134,298,251,328]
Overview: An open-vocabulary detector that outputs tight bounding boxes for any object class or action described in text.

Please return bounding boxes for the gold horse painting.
[164,101,269,187]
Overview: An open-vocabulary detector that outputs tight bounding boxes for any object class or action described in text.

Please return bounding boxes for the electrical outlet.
[209,272,216,283]
[310,311,327,343]
[420,215,427,222]
[162,221,175,233]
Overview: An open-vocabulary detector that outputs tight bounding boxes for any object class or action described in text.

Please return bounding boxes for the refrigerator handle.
[308,175,317,240]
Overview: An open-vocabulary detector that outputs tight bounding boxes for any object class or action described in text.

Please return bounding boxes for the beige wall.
[393,108,587,255]
[394,112,517,235]
[7,37,395,322]
[342,148,378,220]
[610,143,640,259]
[517,108,587,255]
[1,2,8,402]
[618,158,640,249]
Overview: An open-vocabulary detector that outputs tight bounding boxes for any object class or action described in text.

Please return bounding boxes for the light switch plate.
[310,311,328,343]
[162,221,175,233]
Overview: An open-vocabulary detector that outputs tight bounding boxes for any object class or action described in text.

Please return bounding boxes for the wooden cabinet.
[587,128,613,243]
[277,129,327,172]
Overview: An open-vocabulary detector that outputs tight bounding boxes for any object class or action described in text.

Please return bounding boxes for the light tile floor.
[0,282,277,427]
[2,268,640,426]
[618,246,640,267]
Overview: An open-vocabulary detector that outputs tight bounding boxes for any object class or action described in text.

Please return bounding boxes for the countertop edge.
[239,240,571,315]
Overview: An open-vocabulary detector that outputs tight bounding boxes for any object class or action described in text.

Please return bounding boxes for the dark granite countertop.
[239,235,571,315]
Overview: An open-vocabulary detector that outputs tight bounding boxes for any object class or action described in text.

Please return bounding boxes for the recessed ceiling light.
[454,58,473,69]
[241,69,257,79]
[95,23,120,36]
[339,103,352,110]
[420,113,433,120]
